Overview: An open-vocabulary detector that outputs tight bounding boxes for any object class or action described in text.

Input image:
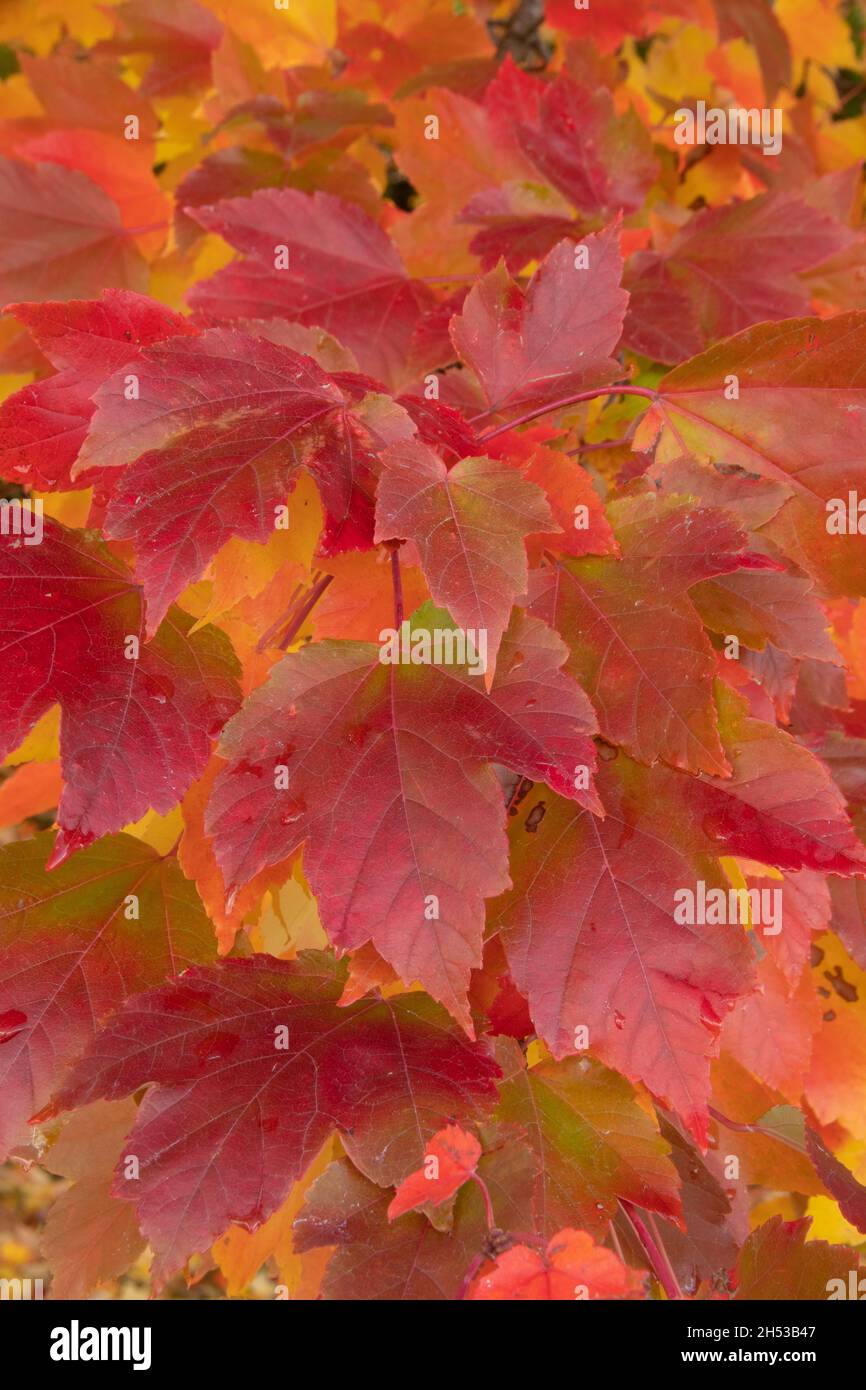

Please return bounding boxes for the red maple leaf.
[0,519,239,860]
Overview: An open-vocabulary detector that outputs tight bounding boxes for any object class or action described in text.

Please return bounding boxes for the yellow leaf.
[777,0,857,71]
[148,235,236,312]
[1,1239,31,1265]
[36,489,93,529]
[628,25,717,117]
[749,1194,801,1229]
[0,372,30,408]
[815,112,866,172]
[207,0,337,68]
[806,1196,866,1246]
[806,1136,866,1243]
[251,867,328,957]
[678,145,755,210]
[806,934,866,1140]
[212,1137,335,1297]
[4,706,60,766]
[0,72,42,119]
[192,473,323,630]
[195,535,299,631]
[151,95,209,164]
[526,1039,551,1068]
[0,1,112,50]
[122,806,184,853]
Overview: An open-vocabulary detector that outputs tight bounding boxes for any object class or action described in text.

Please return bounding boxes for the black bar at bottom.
[1,1294,860,1377]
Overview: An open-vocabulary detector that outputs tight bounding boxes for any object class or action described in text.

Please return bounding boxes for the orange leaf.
[388,1124,482,1219]
[469,1228,646,1301]
[0,760,61,827]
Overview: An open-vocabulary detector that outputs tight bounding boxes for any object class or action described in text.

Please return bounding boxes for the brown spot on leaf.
[823,965,858,1003]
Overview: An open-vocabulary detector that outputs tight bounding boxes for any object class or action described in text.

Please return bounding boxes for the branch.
[389,543,405,627]
[708,1104,807,1155]
[475,385,657,443]
[472,1172,496,1231]
[256,572,334,653]
[620,1200,683,1300]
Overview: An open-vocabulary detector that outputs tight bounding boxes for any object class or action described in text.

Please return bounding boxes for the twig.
[456,1251,485,1300]
[620,1200,682,1300]
[256,580,306,652]
[472,1172,496,1231]
[255,573,334,653]
[389,543,404,627]
[566,436,630,456]
[278,572,334,650]
[708,1104,807,1155]
[475,385,657,443]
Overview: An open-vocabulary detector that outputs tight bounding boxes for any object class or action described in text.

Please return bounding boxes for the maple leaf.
[468,1227,646,1301]
[450,225,628,417]
[722,954,822,1098]
[458,184,582,274]
[529,494,777,775]
[733,1216,852,1299]
[390,61,541,277]
[0,832,217,1160]
[207,604,601,1027]
[0,519,240,860]
[388,1124,482,1219]
[187,188,435,388]
[691,554,842,665]
[174,148,290,251]
[208,0,337,69]
[41,952,501,1283]
[295,1140,536,1301]
[0,157,147,304]
[637,313,866,596]
[374,439,554,675]
[0,290,196,491]
[755,870,831,986]
[95,0,223,97]
[494,1038,682,1236]
[805,1129,866,1237]
[0,761,62,830]
[40,1099,145,1299]
[76,327,415,631]
[17,130,170,263]
[15,51,158,139]
[653,1115,739,1293]
[624,192,850,363]
[516,73,657,220]
[685,685,866,877]
[486,435,619,561]
[492,759,755,1145]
